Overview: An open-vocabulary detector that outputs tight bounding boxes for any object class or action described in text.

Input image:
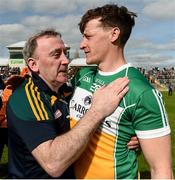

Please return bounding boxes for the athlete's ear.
[27,58,39,72]
[110,27,120,43]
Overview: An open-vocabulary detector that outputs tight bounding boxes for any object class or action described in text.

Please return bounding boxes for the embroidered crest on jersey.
[84,95,92,105]
[82,76,91,83]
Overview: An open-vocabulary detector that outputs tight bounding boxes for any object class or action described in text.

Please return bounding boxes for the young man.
[7,29,129,178]
[69,4,172,179]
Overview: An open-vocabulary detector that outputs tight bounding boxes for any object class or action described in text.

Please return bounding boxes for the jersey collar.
[31,72,57,96]
[98,63,133,76]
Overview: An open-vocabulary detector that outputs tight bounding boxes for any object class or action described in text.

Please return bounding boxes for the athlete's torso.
[70,64,170,179]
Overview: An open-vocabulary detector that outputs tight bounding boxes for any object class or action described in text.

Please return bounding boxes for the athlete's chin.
[86,57,96,65]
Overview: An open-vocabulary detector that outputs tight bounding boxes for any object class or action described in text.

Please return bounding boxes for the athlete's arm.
[32,77,129,177]
[139,135,173,179]
[133,87,173,178]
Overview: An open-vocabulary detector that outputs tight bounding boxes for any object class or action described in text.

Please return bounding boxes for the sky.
[0,0,175,68]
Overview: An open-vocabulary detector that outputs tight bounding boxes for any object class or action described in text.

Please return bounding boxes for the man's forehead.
[35,36,66,56]
[37,36,64,47]
[37,35,62,43]
[84,19,102,33]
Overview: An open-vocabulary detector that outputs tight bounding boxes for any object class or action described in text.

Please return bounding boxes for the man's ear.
[110,27,120,43]
[27,58,39,72]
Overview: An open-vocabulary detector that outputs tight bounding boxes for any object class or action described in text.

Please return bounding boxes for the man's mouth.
[59,69,68,74]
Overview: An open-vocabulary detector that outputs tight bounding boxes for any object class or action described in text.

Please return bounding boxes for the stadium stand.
[0,64,174,91]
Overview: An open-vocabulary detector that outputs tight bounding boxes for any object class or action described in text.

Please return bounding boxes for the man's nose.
[80,38,86,50]
[61,53,69,64]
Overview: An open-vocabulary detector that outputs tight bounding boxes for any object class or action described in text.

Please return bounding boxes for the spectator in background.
[168,83,173,96]
[0,76,10,162]
[0,76,5,98]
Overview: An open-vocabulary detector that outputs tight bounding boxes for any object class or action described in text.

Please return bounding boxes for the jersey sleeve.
[133,89,171,139]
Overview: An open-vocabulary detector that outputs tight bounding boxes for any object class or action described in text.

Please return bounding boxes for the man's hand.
[127,136,139,150]
[90,77,129,120]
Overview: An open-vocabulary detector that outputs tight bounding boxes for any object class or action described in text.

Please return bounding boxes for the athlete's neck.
[98,48,127,72]
[98,58,127,72]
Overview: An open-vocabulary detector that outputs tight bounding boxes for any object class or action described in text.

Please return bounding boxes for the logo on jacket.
[54,109,62,119]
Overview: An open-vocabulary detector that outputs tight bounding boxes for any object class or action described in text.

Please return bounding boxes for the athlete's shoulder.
[127,66,153,92]
[77,66,97,76]
[127,66,147,79]
[72,66,97,87]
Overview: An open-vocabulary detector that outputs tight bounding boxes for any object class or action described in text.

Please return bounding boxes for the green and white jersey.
[69,64,170,179]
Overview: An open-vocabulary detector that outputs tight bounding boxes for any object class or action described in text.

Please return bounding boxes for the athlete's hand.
[90,77,129,120]
[127,136,140,150]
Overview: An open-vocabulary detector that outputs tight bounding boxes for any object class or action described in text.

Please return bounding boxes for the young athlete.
[70,4,172,179]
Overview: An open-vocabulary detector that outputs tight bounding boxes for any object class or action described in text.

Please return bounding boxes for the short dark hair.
[79,4,137,46]
[23,29,61,62]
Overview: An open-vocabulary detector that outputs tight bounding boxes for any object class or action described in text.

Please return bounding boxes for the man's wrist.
[86,108,104,124]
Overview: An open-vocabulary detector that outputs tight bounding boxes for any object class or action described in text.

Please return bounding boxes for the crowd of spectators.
[0,66,20,81]
[0,65,174,90]
[137,67,175,89]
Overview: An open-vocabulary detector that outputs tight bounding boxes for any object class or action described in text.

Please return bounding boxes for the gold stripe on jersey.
[51,95,57,106]
[30,82,45,120]
[25,78,41,121]
[35,86,49,120]
[25,77,48,121]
